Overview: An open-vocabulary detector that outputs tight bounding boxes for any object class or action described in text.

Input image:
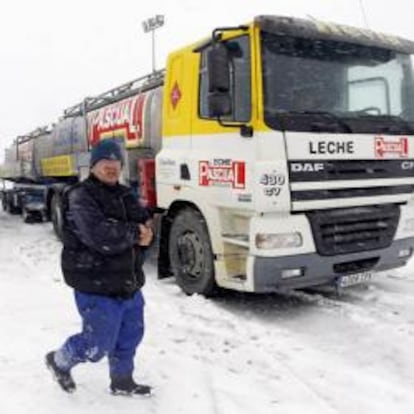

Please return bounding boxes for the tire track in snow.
[148,273,414,412]
[286,280,414,340]
[146,280,343,413]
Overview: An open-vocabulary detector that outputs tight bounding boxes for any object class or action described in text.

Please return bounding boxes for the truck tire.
[169,208,217,296]
[7,194,21,215]
[1,193,7,212]
[51,193,64,240]
[22,207,31,223]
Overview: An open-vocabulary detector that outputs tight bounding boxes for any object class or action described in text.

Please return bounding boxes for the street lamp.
[142,15,165,73]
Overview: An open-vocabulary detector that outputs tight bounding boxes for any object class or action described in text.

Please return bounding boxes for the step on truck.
[2,15,414,295]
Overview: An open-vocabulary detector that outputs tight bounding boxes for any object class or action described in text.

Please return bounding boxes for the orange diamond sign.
[170,82,182,109]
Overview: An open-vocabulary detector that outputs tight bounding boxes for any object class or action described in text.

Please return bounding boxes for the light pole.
[358,0,370,28]
[142,15,165,73]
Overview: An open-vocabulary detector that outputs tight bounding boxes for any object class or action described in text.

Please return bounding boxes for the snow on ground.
[1,209,414,414]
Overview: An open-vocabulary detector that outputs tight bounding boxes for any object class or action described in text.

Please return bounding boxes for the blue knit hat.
[90,140,123,167]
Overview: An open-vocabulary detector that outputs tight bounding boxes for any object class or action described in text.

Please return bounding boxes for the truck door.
[192,34,255,208]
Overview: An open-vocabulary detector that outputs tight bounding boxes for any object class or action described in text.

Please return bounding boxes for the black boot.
[45,351,76,393]
[110,376,152,396]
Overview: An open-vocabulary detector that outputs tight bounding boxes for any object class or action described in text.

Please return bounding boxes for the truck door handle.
[180,164,190,180]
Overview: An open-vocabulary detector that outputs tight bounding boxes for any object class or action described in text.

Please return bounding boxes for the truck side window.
[199,35,251,122]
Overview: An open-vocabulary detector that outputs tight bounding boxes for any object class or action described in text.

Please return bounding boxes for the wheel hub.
[177,232,204,280]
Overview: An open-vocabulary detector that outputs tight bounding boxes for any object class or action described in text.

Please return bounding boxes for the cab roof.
[255,15,414,54]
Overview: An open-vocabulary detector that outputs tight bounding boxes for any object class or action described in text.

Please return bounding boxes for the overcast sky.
[1,0,414,155]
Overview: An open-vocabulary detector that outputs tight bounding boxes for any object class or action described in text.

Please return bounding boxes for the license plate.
[338,271,372,288]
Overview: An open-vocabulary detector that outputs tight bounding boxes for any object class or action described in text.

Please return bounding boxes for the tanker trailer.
[0,127,54,220]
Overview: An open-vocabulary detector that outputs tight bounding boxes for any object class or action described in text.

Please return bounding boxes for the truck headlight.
[281,268,305,279]
[398,248,412,258]
[255,232,303,250]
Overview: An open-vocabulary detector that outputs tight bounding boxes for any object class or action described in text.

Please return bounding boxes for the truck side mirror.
[207,44,232,117]
[207,92,232,117]
[207,44,230,92]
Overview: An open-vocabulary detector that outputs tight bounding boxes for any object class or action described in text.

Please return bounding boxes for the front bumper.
[253,237,414,292]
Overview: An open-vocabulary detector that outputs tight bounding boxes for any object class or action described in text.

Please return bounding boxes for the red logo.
[170,82,182,109]
[375,136,408,158]
[88,93,147,146]
[199,160,245,189]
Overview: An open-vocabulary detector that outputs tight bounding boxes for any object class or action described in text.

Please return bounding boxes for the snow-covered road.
[1,210,414,414]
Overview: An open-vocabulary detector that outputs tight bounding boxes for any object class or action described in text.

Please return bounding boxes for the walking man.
[46,139,153,395]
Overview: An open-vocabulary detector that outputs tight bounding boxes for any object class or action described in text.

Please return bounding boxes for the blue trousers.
[56,290,145,378]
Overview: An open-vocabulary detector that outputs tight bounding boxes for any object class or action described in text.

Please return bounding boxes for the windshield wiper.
[349,113,414,134]
[287,110,353,133]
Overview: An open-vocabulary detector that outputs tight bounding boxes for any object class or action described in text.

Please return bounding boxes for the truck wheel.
[169,208,217,296]
[51,193,64,239]
[7,195,21,215]
[22,208,31,223]
[1,194,7,212]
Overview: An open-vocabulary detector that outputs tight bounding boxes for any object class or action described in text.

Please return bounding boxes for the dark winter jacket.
[61,174,150,298]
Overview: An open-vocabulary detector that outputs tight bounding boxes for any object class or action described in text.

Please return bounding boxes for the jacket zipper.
[120,193,138,287]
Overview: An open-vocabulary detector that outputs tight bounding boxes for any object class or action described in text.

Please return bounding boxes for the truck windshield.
[261,31,414,134]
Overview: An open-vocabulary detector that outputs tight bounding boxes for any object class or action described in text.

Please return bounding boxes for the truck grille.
[289,159,414,182]
[291,185,413,201]
[306,204,400,256]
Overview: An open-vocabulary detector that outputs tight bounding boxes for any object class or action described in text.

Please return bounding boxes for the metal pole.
[142,15,164,74]
[82,99,90,151]
[358,0,370,28]
[152,29,156,73]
